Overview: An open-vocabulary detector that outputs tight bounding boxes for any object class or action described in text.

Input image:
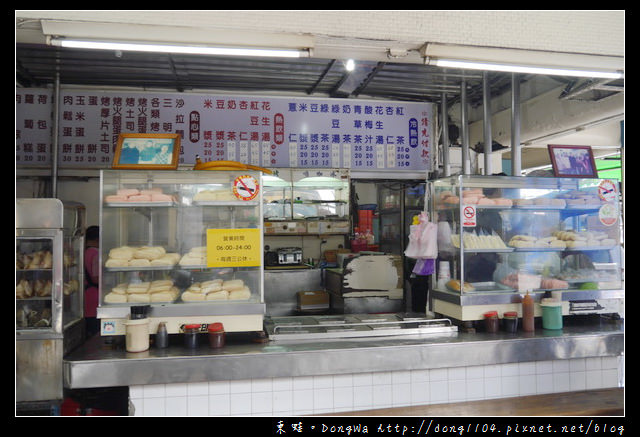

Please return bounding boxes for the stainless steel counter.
[63,321,623,389]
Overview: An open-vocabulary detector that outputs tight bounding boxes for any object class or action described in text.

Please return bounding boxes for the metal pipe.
[510,73,521,176]
[460,80,470,175]
[51,71,60,197]
[483,71,493,175]
[441,92,450,176]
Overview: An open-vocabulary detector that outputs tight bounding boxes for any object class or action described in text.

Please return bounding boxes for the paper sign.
[462,205,477,227]
[206,228,261,267]
[232,175,260,200]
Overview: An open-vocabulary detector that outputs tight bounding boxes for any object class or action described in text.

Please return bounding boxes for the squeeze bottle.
[522,291,535,332]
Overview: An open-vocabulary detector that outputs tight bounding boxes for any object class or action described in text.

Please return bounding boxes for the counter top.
[63,319,623,389]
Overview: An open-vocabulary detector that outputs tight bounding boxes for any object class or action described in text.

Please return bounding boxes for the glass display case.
[377,182,425,255]
[428,175,623,322]
[98,169,265,334]
[263,168,350,235]
[16,198,85,404]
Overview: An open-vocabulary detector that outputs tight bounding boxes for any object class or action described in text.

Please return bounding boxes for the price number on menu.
[206,228,261,268]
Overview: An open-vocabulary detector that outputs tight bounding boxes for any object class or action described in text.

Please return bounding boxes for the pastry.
[109,246,134,260]
[104,292,128,303]
[150,193,174,202]
[222,279,245,291]
[228,286,251,300]
[445,279,474,292]
[105,195,129,202]
[127,194,152,202]
[106,258,129,267]
[117,188,140,197]
[111,283,128,294]
[181,291,207,301]
[128,293,151,303]
[127,282,150,294]
[128,258,151,267]
[205,290,229,300]
[133,246,166,260]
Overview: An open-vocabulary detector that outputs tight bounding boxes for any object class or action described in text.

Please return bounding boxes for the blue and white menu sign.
[17,89,433,171]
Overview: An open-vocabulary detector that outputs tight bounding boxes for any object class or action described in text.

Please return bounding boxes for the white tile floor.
[129,355,623,416]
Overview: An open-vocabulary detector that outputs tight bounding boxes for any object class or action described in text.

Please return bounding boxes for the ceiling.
[16,42,624,105]
[15,39,624,173]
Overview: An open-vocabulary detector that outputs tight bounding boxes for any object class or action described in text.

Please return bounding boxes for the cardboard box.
[264,221,307,234]
[296,290,330,311]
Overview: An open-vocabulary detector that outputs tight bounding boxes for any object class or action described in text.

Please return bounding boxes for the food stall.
[60,173,624,416]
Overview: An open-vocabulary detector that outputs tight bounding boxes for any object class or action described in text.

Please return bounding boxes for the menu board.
[17,89,434,171]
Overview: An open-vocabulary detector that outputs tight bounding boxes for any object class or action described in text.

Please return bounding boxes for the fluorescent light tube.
[50,37,310,58]
[434,59,623,79]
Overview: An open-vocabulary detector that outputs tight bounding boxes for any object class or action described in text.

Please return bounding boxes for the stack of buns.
[193,189,235,201]
[451,232,508,249]
[508,234,567,249]
[105,245,180,268]
[180,278,251,302]
[103,279,179,303]
[553,230,615,248]
[104,187,175,203]
[437,189,512,206]
[179,246,207,266]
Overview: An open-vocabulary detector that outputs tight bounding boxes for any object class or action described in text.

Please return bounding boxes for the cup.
[438,261,450,280]
[125,318,150,352]
[540,298,563,330]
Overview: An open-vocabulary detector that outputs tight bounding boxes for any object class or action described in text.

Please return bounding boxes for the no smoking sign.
[463,205,477,227]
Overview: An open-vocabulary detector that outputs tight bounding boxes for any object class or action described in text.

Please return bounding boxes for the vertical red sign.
[190,111,200,143]
[274,113,284,145]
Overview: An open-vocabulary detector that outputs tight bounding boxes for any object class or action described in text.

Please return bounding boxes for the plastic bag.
[412,258,435,275]
[404,212,438,260]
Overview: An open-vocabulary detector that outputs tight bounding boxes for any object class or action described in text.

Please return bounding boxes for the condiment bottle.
[522,292,535,332]
[483,311,499,333]
[503,311,518,333]
[183,324,201,348]
[155,322,168,348]
[207,322,225,348]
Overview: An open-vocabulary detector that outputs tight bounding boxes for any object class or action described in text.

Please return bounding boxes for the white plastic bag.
[404,212,438,259]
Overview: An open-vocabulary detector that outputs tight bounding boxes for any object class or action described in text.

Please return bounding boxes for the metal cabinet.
[16,199,85,405]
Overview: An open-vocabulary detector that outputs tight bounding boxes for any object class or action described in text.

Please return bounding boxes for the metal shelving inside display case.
[428,175,624,322]
[97,169,265,335]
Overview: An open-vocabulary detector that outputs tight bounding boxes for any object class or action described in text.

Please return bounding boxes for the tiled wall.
[129,355,623,416]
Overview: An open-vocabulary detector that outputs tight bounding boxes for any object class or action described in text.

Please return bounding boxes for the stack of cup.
[437,261,450,289]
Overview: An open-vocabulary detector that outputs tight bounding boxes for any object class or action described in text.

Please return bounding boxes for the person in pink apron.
[84,226,100,337]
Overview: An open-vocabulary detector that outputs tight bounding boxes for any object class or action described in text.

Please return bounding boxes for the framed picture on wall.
[112,133,181,170]
[547,144,598,178]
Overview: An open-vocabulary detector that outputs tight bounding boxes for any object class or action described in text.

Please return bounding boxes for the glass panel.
[62,234,83,327]
[100,170,264,309]
[431,175,622,295]
[16,237,54,329]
